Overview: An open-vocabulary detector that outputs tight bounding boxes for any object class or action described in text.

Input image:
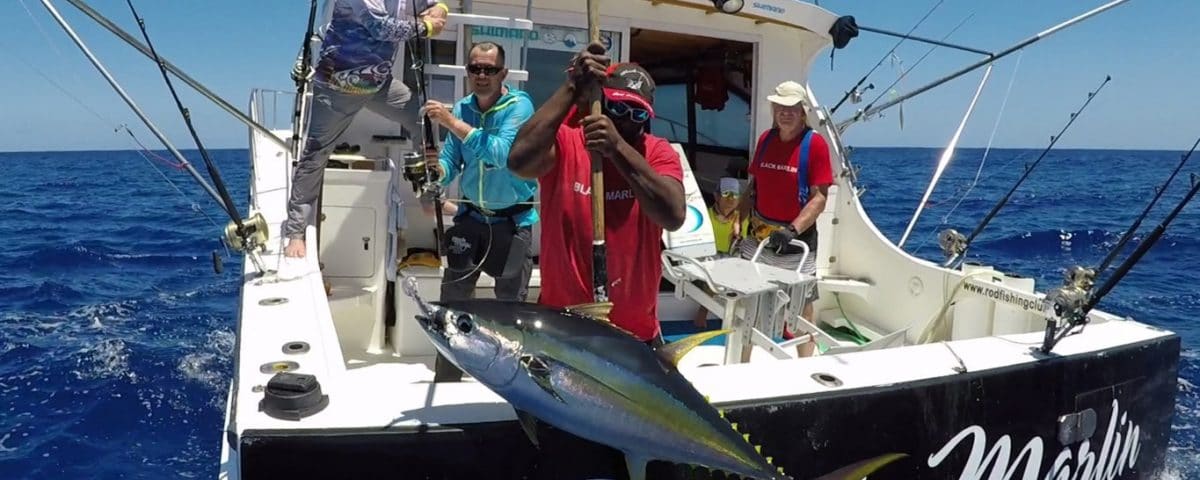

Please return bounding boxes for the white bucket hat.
[767,81,809,107]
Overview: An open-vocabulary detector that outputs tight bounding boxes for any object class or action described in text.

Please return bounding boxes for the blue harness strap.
[752,127,815,209]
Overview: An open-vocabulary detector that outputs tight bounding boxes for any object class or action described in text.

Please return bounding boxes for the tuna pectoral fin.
[811,453,908,480]
[513,408,540,448]
[656,329,732,366]
[623,454,649,480]
[520,355,566,403]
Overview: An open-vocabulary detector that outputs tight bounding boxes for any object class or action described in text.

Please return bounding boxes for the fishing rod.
[829,0,945,115]
[587,0,609,303]
[1040,173,1200,354]
[289,0,320,161]
[940,75,1111,269]
[121,0,270,276]
[401,0,447,257]
[60,0,289,153]
[124,0,242,232]
[837,0,1132,132]
[1093,136,1200,277]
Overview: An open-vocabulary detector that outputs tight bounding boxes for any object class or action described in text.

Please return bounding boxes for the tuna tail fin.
[656,329,732,366]
[811,453,908,480]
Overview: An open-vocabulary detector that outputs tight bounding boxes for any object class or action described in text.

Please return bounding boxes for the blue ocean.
[0,147,1196,478]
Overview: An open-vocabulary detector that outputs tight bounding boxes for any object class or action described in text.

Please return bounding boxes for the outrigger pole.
[837,0,1132,132]
[59,0,290,153]
[38,0,226,210]
[587,0,610,303]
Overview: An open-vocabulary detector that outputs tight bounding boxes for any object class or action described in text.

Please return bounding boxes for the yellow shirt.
[709,207,748,254]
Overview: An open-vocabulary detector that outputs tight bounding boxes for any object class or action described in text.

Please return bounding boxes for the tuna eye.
[456,314,473,333]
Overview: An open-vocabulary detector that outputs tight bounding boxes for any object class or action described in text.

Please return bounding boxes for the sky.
[0,0,1196,152]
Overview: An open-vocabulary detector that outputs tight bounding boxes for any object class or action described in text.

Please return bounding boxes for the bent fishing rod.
[836,0,1132,132]
[1093,135,1200,277]
[1040,173,1200,354]
[940,75,1111,269]
[60,0,288,153]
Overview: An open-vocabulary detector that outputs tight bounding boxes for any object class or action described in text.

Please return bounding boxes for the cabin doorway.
[630,28,755,197]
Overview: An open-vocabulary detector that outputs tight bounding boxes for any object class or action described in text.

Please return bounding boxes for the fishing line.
[909,53,1025,256]
[830,0,946,114]
[123,0,246,232]
[0,31,218,230]
[861,12,976,115]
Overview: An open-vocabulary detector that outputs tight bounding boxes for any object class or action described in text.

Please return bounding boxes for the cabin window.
[649,84,751,151]
[466,24,624,108]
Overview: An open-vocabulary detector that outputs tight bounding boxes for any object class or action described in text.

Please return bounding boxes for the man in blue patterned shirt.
[284,0,448,258]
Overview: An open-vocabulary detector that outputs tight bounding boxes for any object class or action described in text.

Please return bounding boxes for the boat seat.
[659,144,824,364]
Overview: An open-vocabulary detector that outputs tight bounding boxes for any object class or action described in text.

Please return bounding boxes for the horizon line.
[0,144,1192,155]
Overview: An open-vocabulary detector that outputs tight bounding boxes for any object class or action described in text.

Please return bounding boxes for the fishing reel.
[222,211,271,275]
[849,83,874,104]
[1039,265,1097,354]
[401,151,442,194]
[938,228,967,261]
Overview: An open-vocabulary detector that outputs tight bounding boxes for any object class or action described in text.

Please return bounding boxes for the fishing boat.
[36,0,1182,478]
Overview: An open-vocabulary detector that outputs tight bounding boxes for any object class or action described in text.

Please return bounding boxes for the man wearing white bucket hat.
[736,80,833,357]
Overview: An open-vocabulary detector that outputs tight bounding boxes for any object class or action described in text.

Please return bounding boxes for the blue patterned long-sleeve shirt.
[314,0,439,95]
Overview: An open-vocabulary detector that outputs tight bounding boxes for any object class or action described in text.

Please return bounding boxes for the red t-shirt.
[537,123,684,341]
[749,128,834,223]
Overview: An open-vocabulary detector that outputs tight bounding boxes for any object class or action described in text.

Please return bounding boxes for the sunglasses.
[720,191,739,198]
[603,97,650,123]
[466,64,502,76]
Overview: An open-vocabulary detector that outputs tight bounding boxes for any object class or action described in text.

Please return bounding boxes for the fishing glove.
[767,226,799,253]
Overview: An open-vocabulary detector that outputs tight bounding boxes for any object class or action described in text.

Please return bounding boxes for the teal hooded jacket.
[437,85,538,227]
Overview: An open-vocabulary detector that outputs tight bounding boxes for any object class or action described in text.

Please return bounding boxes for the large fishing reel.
[401,151,442,194]
[222,211,271,275]
[1039,265,1097,353]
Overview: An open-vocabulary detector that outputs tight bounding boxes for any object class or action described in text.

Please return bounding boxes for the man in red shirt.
[508,42,685,346]
[738,80,834,357]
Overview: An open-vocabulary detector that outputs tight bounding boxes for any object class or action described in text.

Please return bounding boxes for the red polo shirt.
[536,123,684,341]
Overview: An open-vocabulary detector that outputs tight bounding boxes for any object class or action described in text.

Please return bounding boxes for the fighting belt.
[748,211,788,242]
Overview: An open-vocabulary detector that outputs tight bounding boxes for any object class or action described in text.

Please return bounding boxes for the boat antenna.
[1093,136,1200,277]
[121,0,270,275]
[288,0,320,161]
[1039,172,1200,354]
[837,0,1132,133]
[829,0,946,115]
[939,75,1111,269]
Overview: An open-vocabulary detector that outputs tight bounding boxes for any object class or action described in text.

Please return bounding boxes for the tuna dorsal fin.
[513,408,540,448]
[564,301,614,321]
[655,329,732,366]
[812,453,908,480]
